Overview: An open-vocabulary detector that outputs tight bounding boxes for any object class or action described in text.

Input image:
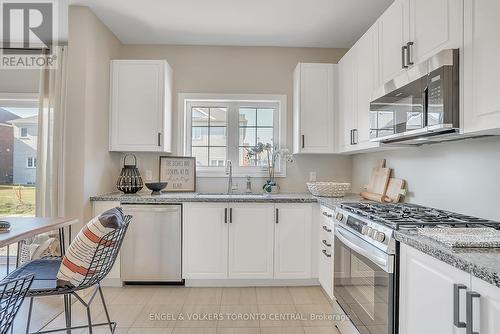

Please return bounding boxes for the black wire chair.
[0,274,34,334]
[6,215,131,334]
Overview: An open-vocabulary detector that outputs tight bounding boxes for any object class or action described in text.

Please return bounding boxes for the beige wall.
[120,45,352,192]
[65,6,122,224]
[352,136,500,221]
[0,69,39,94]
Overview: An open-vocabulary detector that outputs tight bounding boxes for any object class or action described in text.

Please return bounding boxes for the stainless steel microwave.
[370,49,459,145]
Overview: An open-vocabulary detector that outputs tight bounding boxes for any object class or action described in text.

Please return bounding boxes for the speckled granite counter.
[395,230,500,288]
[90,191,363,208]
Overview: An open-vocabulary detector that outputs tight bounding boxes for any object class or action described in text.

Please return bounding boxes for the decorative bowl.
[145,182,168,195]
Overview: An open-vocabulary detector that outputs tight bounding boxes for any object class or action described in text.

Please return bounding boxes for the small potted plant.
[246,143,293,193]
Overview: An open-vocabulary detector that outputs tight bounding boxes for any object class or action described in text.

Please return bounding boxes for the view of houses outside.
[0,107,38,217]
[191,106,274,167]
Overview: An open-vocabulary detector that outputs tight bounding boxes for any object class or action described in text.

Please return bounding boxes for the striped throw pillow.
[56,207,125,288]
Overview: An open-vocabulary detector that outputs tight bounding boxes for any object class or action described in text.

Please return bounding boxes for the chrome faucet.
[226,160,233,194]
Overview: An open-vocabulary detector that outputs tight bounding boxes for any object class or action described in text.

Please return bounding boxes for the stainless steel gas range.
[332,202,499,334]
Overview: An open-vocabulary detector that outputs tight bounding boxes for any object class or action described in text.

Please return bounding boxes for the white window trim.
[178,93,287,178]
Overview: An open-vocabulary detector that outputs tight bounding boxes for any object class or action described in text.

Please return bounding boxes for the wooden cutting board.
[366,159,391,195]
[383,178,407,203]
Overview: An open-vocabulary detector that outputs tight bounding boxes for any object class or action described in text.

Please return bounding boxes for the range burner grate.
[341,202,499,230]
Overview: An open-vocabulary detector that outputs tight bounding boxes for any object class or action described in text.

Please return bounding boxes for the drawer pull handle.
[322,226,332,233]
[322,212,332,218]
[322,240,332,247]
[466,291,481,334]
[453,284,467,328]
[322,249,332,258]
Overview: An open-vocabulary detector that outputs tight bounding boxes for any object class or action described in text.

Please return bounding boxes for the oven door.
[334,224,395,334]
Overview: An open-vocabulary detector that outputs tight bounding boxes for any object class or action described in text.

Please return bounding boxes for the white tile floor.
[13,286,344,334]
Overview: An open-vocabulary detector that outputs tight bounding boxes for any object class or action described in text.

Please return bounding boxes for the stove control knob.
[335,212,344,221]
[374,231,386,243]
[362,226,372,236]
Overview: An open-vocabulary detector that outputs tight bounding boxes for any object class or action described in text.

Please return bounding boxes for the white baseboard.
[101,277,123,287]
[185,278,320,287]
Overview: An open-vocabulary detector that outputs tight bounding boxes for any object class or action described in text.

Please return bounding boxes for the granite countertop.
[90,191,363,209]
[395,229,500,288]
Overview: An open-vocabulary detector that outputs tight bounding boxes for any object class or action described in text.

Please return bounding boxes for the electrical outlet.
[145,170,153,181]
[309,171,317,182]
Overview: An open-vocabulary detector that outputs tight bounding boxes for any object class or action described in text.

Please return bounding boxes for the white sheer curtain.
[36,46,68,218]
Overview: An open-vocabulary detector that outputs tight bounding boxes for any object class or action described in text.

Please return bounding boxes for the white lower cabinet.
[228,203,274,279]
[183,203,228,279]
[400,244,500,334]
[399,244,470,334]
[469,276,500,334]
[274,203,313,279]
[183,202,314,281]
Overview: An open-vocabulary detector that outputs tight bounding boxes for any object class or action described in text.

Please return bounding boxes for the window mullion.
[227,102,239,168]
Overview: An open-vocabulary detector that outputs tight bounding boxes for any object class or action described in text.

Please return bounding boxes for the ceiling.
[68,0,393,48]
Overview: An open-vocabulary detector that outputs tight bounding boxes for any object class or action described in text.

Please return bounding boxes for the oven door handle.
[335,225,393,273]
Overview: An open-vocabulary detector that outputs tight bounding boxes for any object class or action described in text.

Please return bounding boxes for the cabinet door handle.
[322,249,332,258]
[352,129,358,145]
[157,132,161,146]
[453,284,467,328]
[322,225,332,233]
[229,208,233,223]
[275,208,279,224]
[301,135,305,149]
[350,129,353,145]
[322,240,332,247]
[402,45,408,68]
[466,291,480,334]
[224,208,228,224]
[407,42,414,66]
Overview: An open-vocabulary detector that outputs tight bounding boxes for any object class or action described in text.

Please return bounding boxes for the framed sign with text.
[159,156,196,192]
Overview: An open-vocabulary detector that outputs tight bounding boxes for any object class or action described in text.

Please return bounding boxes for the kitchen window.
[181,94,286,177]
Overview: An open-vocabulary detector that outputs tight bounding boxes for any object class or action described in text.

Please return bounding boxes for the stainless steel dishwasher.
[121,204,182,283]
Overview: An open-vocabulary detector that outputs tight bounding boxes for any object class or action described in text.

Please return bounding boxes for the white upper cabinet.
[110,60,173,152]
[407,0,463,65]
[379,0,409,85]
[274,204,312,279]
[463,0,500,134]
[293,63,336,154]
[337,51,357,152]
[337,25,381,153]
